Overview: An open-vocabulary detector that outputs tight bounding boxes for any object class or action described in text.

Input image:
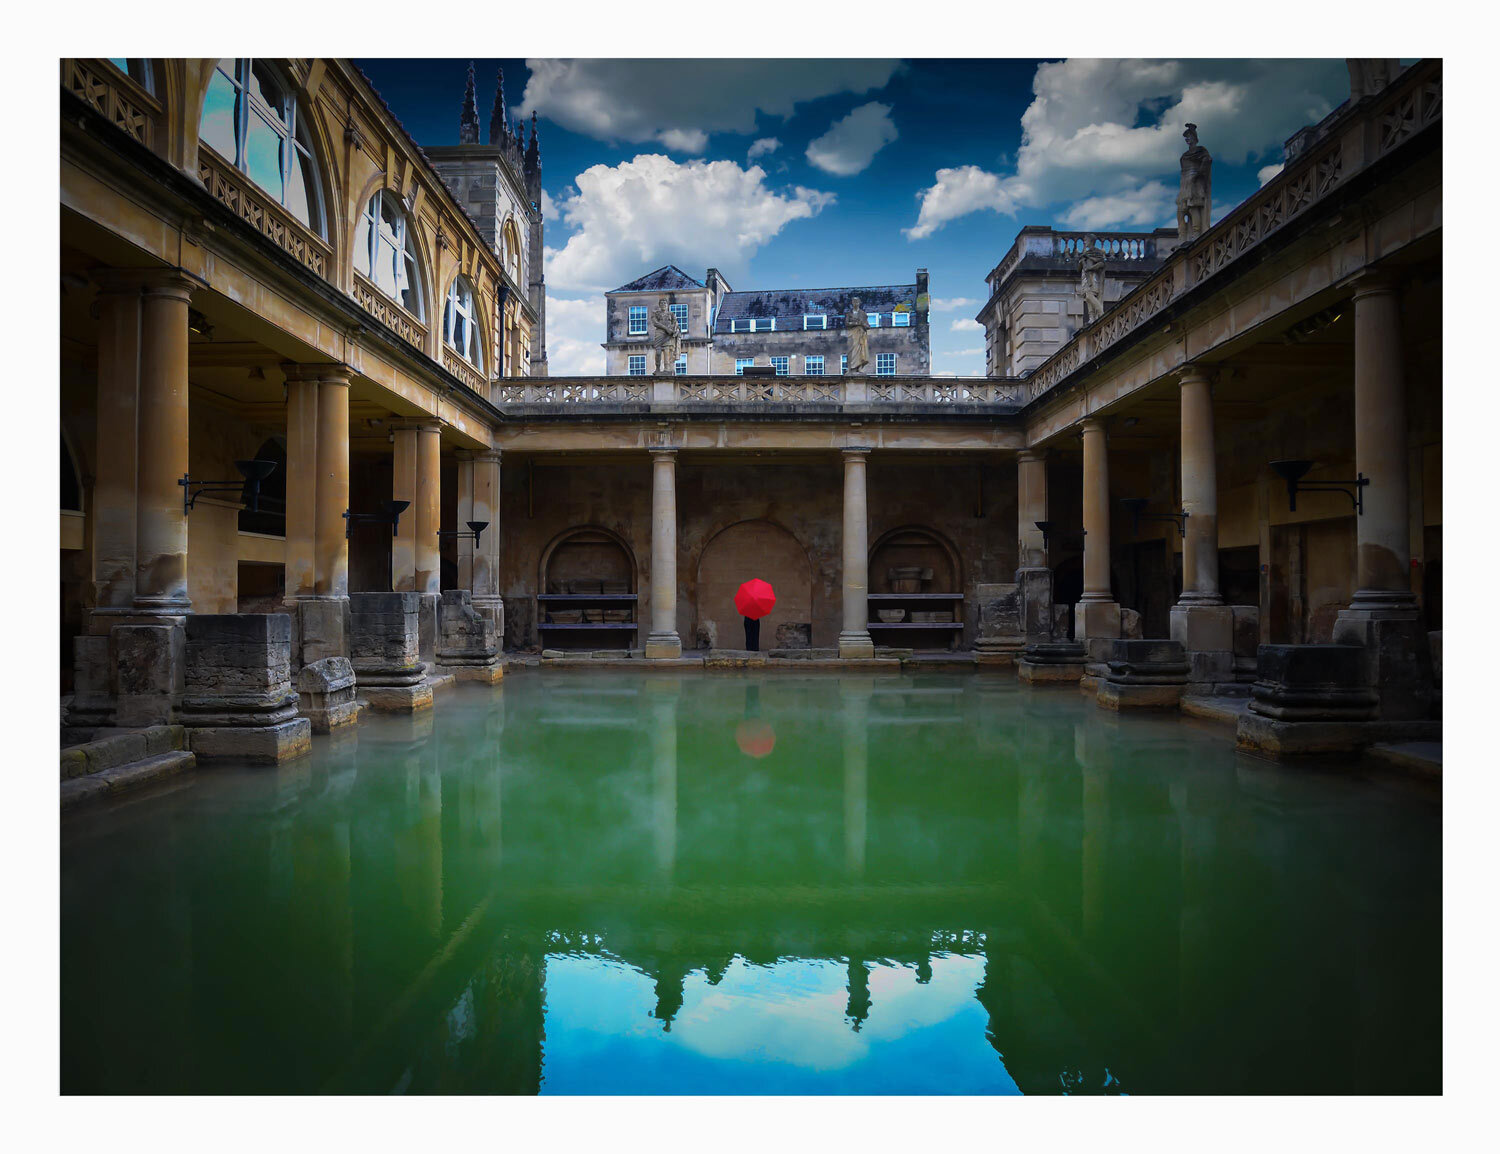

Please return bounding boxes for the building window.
[841,355,848,375]
[806,355,825,376]
[892,311,911,327]
[731,318,752,333]
[628,355,647,376]
[670,303,688,333]
[876,353,896,376]
[502,220,522,284]
[867,312,882,327]
[770,356,789,376]
[674,355,687,376]
[735,358,754,376]
[354,191,423,317]
[752,317,775,332]
[629,306,648,335]
[442,276,485,371]
[200,59,323,234]
[803,314,826,330]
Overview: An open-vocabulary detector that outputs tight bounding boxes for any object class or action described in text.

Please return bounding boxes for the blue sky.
[357,58,1351,376]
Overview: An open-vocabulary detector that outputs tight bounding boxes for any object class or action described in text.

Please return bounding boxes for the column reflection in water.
[647,676,681,878]
[1075,721,1110,942]
[841,677,872,880]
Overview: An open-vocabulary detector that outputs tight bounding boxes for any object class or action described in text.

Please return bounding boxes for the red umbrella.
[734,578,776,620]
[736,719,776,759]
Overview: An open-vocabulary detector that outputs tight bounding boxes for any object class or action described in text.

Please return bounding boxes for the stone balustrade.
[493,374,1025,414]
[1020,59,1442,407]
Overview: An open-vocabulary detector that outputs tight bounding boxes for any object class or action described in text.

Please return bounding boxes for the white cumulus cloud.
[1059,180,1176,230]
[950,318,982,333]
[907,58,1346,239]
[805,102,899,176]
[543,294,607,376]
[747,137,781,159]
[544,154,835,295]
[516,59,900,152]
[930,297,978,312]
[1258,162,1285,186]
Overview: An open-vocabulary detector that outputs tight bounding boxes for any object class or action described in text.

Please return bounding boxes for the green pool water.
[60,672,1441,1095]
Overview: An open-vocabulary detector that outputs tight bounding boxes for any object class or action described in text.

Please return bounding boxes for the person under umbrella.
[734,578,776,651]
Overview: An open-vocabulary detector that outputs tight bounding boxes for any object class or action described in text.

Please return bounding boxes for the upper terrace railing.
[494,375,1024,414]
[1020,59,1442,405]
[989,227,1170,290]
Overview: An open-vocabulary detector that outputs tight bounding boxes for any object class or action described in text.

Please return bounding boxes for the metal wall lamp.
[1119,497,1189,537]
[437,521,489,550]
[1035,520,1087,544]
[1269,459,1368,515]
[180,458,277,515]
[344,499,410,538]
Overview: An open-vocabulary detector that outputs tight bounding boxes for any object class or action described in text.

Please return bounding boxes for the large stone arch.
[695,519,816,650]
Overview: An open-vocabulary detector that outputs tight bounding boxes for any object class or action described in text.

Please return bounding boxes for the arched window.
[107,59,154,94]
[443,276,485,372]
[502,220,522,284]
[200,59,324,234]
[354,191,424,318]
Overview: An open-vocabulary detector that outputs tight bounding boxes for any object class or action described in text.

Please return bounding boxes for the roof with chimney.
[609,266,708,293]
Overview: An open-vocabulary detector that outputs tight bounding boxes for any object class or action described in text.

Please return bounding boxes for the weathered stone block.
[349,592,432,712]
[81,730,148,775]
[292,597,348,667]
[417,591,441,669]
[435,590,502,682]
[1247,644,1380,723]
[112,623,182,727]
[1120,608,1144,639]
[976,583,1024,664]
[67,634,114,727]
[1074,600,1121,641]
[1097,638,1190,710]
[774,621,812,649]
[297,657,360,733]
[1231,606,1261,658]
[1017,640,1087,683]
[1170,603,1234,653]
[1332,606,1433,722]
[182,614,307,764]
[695,621,718,650]
[1015,567,1053,640]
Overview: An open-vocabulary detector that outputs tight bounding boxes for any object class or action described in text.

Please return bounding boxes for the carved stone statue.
[1347,59,1401,100]
[1177,123,1213,241]
[844,297,871,374]
[650,298,681,375]
[1078,236,1107,324]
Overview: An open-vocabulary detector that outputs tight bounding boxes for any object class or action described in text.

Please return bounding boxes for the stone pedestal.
[1017,640,1088,683]
[1074,600,1123,691]
[296,656,359,733]
[1232,606,1260,686]
[181,614,310,764]
[113,621,184,727]
[975,583,1025,665]
[1331,604,1433,722]
[1235,644,1380,757]
[67,635,115,729]
[1015,567,1054,641]
[349,592,433,712]
[1170,603,1235,689]
[416,591,441,672]
[288,596,349,670]
[435,589,503,683]
[1097,639,1190,710]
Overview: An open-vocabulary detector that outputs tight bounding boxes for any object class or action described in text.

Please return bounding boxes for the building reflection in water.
[59,674,1442,1095]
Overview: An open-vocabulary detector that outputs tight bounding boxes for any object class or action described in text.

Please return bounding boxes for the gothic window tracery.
[200,58,324,234]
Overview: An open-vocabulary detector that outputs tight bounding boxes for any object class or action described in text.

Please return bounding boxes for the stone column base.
[1096,639,1189,711]
[361,680,436,712]
[974,639,1024,666]
[1332,598,1434,721]
[645,631,683,660]
[440,664,504,684]
[1017,640,1086,683]
[350,592,433,712]
[296,656,360,733]
[1235,643,1380,757]
[435,590,502,683]
[838,630,876,660]
[188,719,311,764]
[288,596,349,669]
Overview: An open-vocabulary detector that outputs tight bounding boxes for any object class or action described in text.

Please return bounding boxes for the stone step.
[60,725,186,781]
[60,750,196,812]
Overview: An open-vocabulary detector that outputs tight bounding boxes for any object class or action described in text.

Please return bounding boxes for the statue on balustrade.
[1348,59,1401,100]
[1078,236,1107,324]
[1177,123,1213,241]
[650,298,682,375]
[844,297,871,374]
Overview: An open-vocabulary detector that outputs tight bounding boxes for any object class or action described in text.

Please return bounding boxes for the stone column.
[282,367,320,600]
[1333,273,1432,720]
[1074,418,1121,649]
[414,424,442,597]
[839,447,875,659]
[470,450,504,638]
[314,369,351,599]
[455,453,476,594]
[88,274,142,616]
[1170,366,1234,687]
[134,270,198,614]
[391,425,421,593]
[644,449,682,659]
[1016,448,1055,642]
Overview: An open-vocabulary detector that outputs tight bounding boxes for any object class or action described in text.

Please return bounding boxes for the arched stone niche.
[869,526,963,593]
[540,526,637,594]
[695,519,815,649]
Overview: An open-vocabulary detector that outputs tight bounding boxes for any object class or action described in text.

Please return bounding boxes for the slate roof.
[713,283,919,334]
[610,265,707,293]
